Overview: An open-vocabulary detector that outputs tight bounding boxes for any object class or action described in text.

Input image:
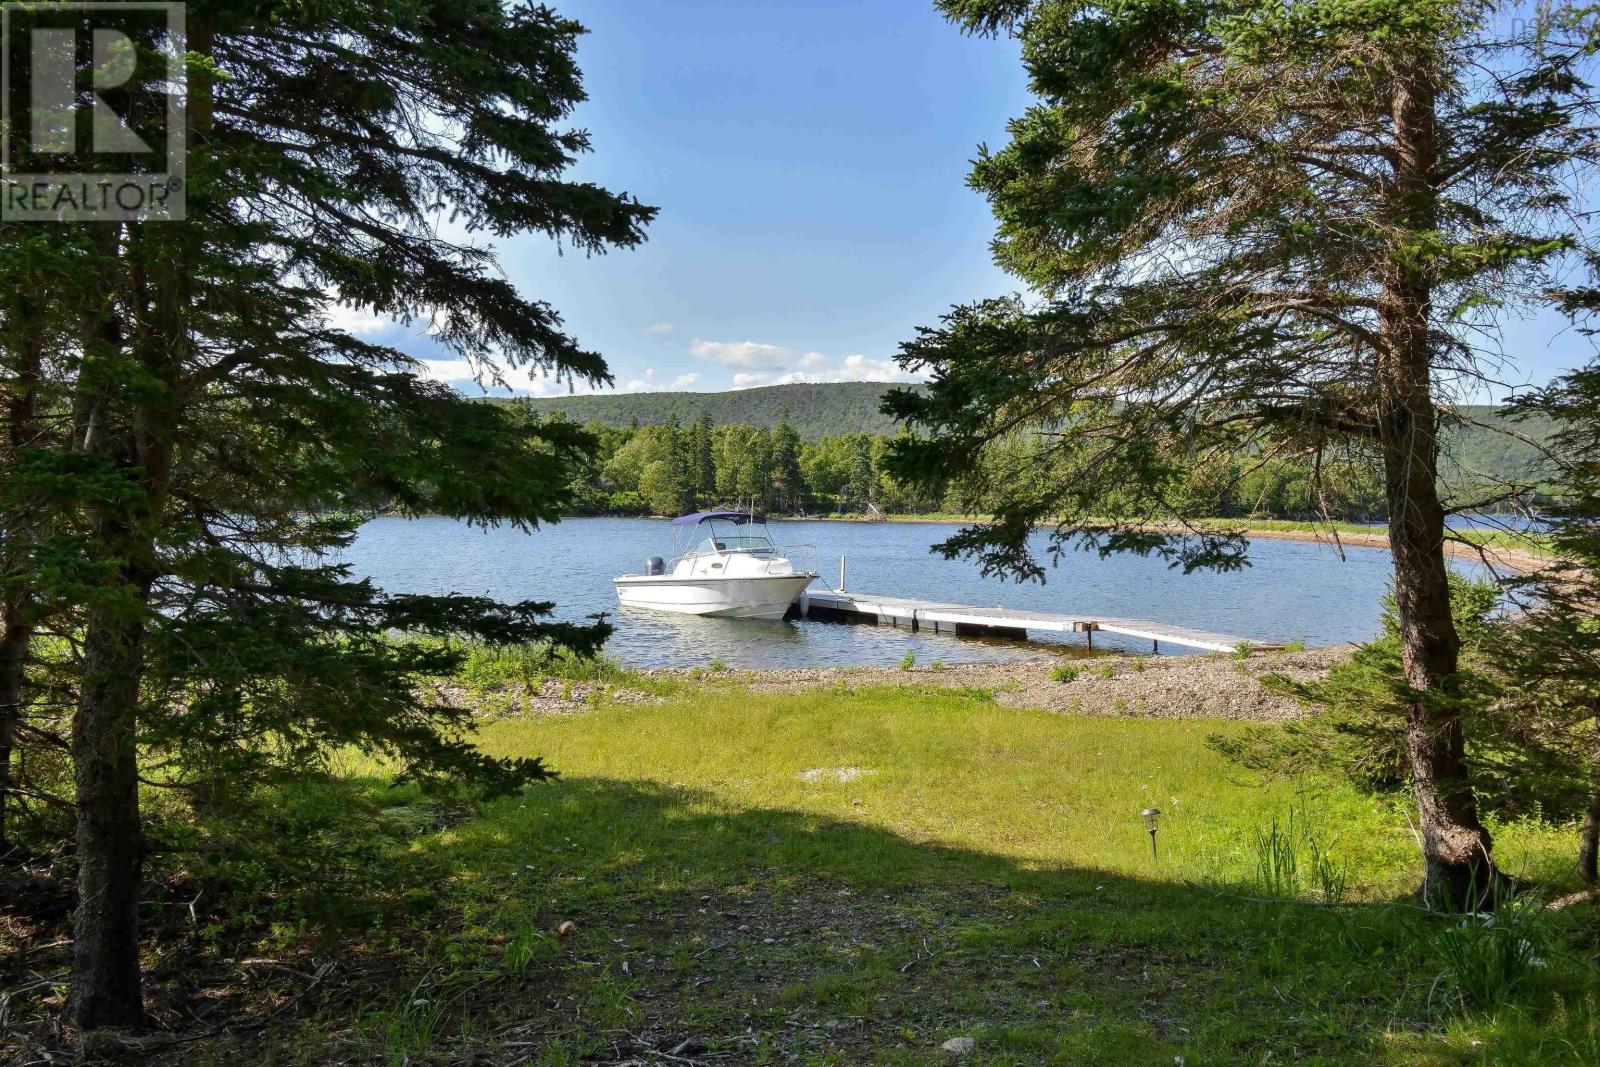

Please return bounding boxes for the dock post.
[839,555,847,593]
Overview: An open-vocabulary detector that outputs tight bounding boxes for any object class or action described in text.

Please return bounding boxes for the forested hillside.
[501,383,1558,494]
[507,381,922,438]
[1443,405,1559,489]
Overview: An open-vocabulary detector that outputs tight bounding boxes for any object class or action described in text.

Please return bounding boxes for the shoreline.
[475,646,1354,723]
[503,509,1550,577]
[1201,523,1547,576]
[776,513,1550,576]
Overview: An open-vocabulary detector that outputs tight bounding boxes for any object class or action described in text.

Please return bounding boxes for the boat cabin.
[674,511,778,559]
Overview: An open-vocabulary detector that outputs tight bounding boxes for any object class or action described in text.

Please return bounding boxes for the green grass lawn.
[221,681,1600,1066]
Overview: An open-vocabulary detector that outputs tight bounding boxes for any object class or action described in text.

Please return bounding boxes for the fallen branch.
[1548,887,1600,910]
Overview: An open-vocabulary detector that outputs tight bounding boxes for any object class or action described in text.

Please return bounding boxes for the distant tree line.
[535,407,1391,521]
[558,412,939,516]
[505,388,1560,497]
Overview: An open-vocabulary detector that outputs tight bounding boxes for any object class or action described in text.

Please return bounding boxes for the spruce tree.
[887,0,1600,906]
[691,413,717,504]
[0,229,100,855]
[0,0,654,1031]
[770,413,805,515]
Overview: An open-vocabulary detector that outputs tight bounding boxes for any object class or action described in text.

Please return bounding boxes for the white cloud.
[729,371,825,390]
[687,338,825,369]
[726,354,924,390]
[418,336,918,397]
[418,358,478,384]
[324,304,394,337]
[521,375,579,397]
[418,359,702,398]
[419,360,582,397]
[838,353,919,382]
[689,337,924,389]
[644,322,676,335]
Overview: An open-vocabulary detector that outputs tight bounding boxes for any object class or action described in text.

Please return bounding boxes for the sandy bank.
[1221,525,1547,577]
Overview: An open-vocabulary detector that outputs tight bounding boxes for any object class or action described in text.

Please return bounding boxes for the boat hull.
[612,573,814,621]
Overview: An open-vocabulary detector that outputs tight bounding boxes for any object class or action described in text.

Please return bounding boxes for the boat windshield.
[686,534,775,556]
[677,516,781,557]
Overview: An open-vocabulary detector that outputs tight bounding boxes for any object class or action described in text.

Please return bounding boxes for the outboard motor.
[646,556,666,576]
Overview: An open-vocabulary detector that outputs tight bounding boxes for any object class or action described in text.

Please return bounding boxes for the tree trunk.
[69,601,149,1030]
[1,305,45,857]
[0,607,32,856]
[1379,64,1497,910]
[1581,704,1599,885]
[70,24,200,1027]
[68,221,169,1032]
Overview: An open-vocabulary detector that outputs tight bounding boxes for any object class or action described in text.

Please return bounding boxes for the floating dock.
[797,588,1272,654]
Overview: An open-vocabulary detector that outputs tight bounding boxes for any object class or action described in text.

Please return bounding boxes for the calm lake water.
[343,516,1483,669]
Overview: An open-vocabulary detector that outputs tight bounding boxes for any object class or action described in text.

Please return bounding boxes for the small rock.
[557,920,579,938]
[941,1036,976,1056]
[797,766,875,783]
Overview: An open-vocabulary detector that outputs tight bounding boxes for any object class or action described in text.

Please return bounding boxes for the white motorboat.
[613,511,817,620]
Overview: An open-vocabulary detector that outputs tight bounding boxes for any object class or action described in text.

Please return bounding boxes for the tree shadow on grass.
[387,775,1597,1066]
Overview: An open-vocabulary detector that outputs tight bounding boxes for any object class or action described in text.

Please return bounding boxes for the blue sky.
[346,0,1591,402]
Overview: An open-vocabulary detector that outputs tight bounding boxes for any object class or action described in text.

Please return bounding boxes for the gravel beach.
[694,646,1348,722]
[453,647,1352,723]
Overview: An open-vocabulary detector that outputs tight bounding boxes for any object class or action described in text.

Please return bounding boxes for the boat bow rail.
[768,543,818,578]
